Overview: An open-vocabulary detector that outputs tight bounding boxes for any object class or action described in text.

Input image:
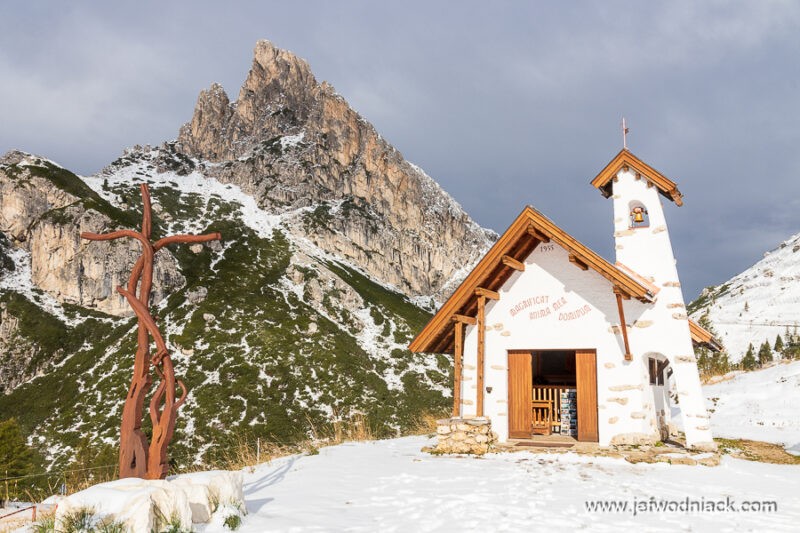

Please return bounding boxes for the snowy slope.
[189,436,800,532]
[701,361,800,454]
[689,231,800,360]
[0,151,450,471]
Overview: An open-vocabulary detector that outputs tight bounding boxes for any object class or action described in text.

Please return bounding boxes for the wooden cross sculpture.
[82,184,221,480]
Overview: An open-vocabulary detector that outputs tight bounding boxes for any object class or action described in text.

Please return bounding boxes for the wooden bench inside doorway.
[531,400,552,435]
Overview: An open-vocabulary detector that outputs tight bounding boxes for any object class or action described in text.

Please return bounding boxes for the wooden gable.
[689,320,722,352]
[591,148,684,206]
[408,206,656,354]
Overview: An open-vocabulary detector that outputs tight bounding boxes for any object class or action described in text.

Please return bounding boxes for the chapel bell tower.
[590,146,716,450]
[590,148,684,287]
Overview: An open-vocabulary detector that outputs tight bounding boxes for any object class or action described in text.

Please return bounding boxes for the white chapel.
[410,148,719,450]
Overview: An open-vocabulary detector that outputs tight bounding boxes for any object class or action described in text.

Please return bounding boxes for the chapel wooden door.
[507,351,532,438]
[576,349,599,442]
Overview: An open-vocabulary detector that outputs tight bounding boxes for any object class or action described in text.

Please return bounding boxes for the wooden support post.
[474,287,500,300]
[451,314,477,325]
[501,255,525,271]
[453,321,464,418]
[568,254,588,270]
[615,290,632,361]
[477,295,486,417]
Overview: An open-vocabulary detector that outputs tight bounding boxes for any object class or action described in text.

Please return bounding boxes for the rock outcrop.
[0,301,37,393]
[0,152,183,316]
[175,40,494,300]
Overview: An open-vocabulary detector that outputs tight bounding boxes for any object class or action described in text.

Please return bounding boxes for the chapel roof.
[409,205,658,354]
[591,148,684,206]
[409,204,720,354]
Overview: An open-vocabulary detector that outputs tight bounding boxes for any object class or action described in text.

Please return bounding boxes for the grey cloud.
[0,0,797,299]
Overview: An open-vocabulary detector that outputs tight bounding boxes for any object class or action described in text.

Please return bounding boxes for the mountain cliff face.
[689,231,800,360]
[175,40,493,300]
[0,40,494,468]
[0,151,183,318]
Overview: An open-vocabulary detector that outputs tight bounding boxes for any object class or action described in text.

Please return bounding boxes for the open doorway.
[508,349,598,441]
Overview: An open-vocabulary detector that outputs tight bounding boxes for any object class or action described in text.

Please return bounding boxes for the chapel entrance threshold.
[509,434,577,448]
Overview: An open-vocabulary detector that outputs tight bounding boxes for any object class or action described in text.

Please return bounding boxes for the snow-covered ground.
[690,231,800,360]
[699,361,800,454]
[190,436,800,532]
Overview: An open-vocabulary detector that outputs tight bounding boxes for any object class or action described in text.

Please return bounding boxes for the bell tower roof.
[590,148,684,206]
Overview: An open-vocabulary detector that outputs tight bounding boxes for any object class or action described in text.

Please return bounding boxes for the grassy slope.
[0,175,447,471]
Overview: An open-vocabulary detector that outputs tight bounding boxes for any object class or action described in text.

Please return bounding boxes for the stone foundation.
[609,431,661,446]
[431,417,497,455]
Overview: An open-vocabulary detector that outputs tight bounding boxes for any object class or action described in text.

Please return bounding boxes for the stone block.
[609,384,643,391]
[604,362,616,368]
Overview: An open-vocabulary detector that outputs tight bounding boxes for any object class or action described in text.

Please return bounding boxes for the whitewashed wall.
[460,243,655,445]
[611,170,714,448]
[457,168,715,450]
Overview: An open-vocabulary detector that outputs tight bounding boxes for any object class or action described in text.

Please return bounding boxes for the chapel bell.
[631,206,646,223]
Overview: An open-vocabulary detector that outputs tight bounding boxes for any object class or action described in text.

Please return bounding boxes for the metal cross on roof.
[622,117,629,149]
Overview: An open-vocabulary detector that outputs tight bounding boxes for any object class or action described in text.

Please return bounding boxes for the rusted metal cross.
[82,183,221,480]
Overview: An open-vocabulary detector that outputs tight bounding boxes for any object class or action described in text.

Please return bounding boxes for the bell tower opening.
[628,200,649,229]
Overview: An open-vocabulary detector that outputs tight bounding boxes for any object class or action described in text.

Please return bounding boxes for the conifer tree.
[774,334,784,354]
[741,343,757,371]
[695,313,730,378]
[0,418,35,499]
[758,341,773,367]
[784,326,800,360]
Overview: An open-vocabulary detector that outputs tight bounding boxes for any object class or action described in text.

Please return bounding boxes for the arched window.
[628,201,649,229]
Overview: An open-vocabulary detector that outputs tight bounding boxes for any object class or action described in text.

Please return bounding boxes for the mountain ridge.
[689,230,800,361]
[0,40,493,471]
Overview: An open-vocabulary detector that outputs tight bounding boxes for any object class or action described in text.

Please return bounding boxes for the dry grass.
[191,410,450,472]
[64,466,119,495]
[716,438,800,465]
[408,410,449,436]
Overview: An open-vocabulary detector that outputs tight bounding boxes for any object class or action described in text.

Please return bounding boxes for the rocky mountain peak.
[173,39,495,300]
[178,40,320,161]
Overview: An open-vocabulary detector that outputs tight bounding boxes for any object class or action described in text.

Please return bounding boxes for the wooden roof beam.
[501,255,525,271]
[451,314,477,325]
[474,287,500,300]
[526,225,550,243]
[613,286,631,300]
[568,254,588,271]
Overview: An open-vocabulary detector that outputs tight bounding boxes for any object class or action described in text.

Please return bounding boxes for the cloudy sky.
[1,1,798,299]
